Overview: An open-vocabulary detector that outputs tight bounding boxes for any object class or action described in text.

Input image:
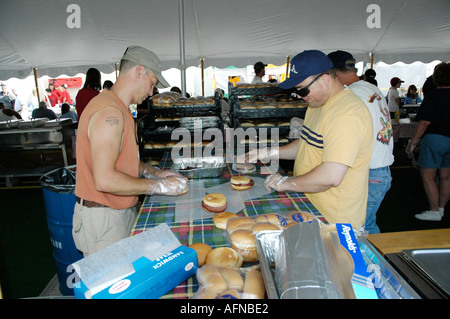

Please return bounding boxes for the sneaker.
[415,210,442,221]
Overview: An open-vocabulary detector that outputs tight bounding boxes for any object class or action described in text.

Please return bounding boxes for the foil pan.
[180,116,220,129]
[171,156,226,178]
[255,220,347,299]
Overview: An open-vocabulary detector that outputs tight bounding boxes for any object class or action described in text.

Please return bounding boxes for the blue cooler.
[40,166,83,295]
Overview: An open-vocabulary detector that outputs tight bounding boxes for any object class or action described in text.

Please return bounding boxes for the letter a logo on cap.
[290,65,298,74]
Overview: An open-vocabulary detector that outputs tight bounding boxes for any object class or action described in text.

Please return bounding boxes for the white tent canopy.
[1,0,449,80]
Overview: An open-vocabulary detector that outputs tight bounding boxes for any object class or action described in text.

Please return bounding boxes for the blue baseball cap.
[279,50,334,89]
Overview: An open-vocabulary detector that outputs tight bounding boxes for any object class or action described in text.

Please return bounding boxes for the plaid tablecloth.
[130,152,323,299]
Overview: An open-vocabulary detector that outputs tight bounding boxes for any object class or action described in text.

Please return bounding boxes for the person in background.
[247,50,373,231]
[27,89,39,110]
[49,83,62,105]
[45,88,59,107]
[0,102,22,121]
[102,80,114,90]
[422,62,445,98]
[75,68,101,119]
[328,50,394,234]
[59,103,78,122]
[251,61,267,84]
[59,84,73,105]
[214,88,229,124]
[404,85,422,104]
[363,69,378,87]
[31,101,57,120]
[0,83,16,109]
[406,62,450,222]
[387,77,404,118]
[73,46,187,256]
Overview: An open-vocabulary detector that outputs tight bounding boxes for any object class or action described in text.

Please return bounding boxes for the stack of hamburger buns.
[194,265,265,299]
[224,212,315,262]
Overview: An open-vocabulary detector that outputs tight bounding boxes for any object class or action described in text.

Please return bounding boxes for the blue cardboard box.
[71,224,198,299]
[73,244,197,299]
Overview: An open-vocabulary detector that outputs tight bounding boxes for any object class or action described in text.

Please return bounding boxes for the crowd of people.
[1,46,448,256]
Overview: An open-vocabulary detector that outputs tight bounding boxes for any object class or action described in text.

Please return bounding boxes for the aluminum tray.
[171,156,226,178]
[0,119,22,129]
[17,118,48,128]
[400,248,450,296]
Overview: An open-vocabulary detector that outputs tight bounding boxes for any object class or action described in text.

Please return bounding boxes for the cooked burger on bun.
[230,176,254,191]
[202,193,228,213]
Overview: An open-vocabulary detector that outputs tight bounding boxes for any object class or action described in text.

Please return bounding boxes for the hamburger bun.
[219,268,244,290]
[178,185,189,195]
[230,229,258,262]
[242,269,265,299]
[205,247,243,268]
[251,222,281,234]
[196,266,228,293]
[213,211,238,230]
[230,176,254,191]
[226,217,255,235]
[202,193,227,213]
[188,242,212,267]
[234,163,255,173]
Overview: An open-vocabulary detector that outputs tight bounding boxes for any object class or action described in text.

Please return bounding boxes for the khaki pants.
[72,202,137,257]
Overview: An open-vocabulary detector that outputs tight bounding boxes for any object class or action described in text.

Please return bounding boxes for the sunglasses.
[296,73,327,97]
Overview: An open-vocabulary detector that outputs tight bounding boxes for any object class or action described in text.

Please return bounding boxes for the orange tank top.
[75,89,139,209]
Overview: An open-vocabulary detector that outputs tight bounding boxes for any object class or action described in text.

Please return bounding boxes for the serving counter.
[129,152,419,299]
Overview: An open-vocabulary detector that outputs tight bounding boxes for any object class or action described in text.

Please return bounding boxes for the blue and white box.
[71,223,197,299]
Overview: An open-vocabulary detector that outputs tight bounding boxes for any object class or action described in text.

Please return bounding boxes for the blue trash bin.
[40,166,83,296]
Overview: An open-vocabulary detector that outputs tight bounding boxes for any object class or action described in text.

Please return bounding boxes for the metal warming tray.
[171,156,226,178]
[399,248,450,296]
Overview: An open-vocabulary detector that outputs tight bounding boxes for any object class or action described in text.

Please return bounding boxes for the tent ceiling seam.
[371,0,409,53]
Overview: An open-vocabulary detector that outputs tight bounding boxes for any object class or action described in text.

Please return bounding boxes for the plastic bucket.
[40,166,83,295]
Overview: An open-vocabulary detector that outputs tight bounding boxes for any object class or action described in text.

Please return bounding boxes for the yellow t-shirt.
[294,89,373,229]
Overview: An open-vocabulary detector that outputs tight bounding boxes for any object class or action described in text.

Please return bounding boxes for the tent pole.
[115,63,119,80]
[33,68,40,102]
[201,58,205,96]
[285,56,290,80]
[370,52,374,69]
[179,0,186,97]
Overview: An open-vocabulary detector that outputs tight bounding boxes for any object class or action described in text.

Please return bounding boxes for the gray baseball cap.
[121,46,170,88]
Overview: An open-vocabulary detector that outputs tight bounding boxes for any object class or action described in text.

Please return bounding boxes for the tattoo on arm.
[105,116,119,126]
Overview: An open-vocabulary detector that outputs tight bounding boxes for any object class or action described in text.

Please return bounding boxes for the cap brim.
[154,71,170,89]
[278,75,306,90]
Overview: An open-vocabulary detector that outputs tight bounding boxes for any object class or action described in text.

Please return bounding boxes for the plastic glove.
[145,175,188,196]
[243,147,279,164]
[142,166,183,179]
[405,139,419,159]
[141,165,161,179]
[264,173,293,192]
